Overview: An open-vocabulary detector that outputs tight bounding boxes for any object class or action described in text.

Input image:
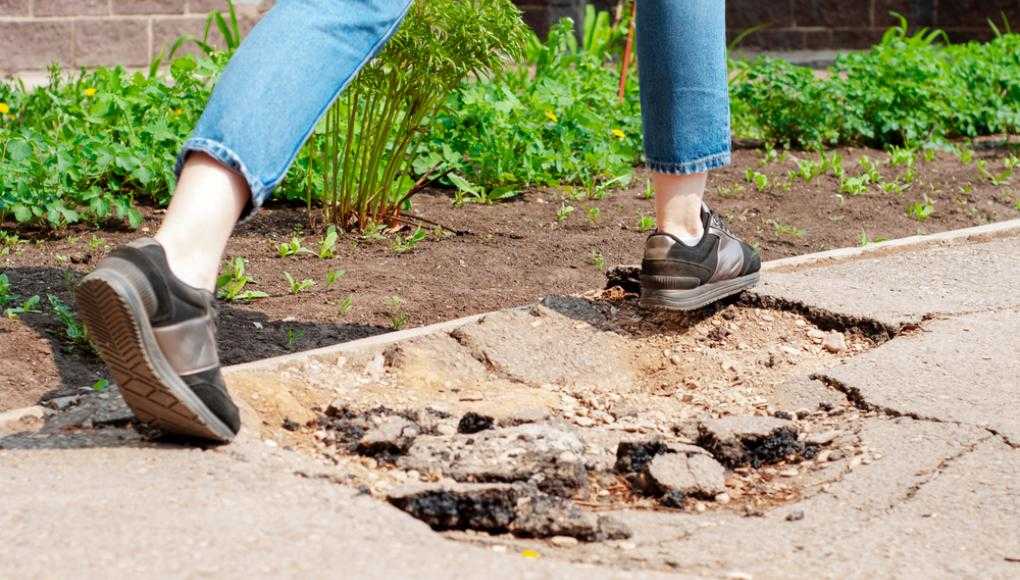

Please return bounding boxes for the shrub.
[417,18,642,195]
[318,0,527,231]
[731,18,1020,148]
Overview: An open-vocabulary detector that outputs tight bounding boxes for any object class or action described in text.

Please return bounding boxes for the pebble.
[491,545,507,553]
[436,424,457,436]
[550,536,579,547]
[694,502,707,513]
[617,542,637,551]
[715,493,731,504]
[815,450,832,462]
[575,416,595,428]
[779,468,799,477]
[822,332,847,353]
[807,328,825,340]
[786,509,805,522]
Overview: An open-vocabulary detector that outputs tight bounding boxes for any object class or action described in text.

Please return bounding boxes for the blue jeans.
[176,0,730,218]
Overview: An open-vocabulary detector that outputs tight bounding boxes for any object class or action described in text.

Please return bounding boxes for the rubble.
[644,452,727,499]
[397,424,588,496]
[356,416,420,457]
[387,482,631,542]
[387,483,522,532]
[697,416,802,467]
[457,412,494,434]
[510,494,631,541]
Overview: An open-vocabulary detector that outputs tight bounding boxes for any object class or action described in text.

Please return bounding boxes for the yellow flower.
[520,549,541,559]
[611,128,626,139]
[0,103,9,114]
[83,87,97,97]
[544,110,558,123]
[173,108,183,116]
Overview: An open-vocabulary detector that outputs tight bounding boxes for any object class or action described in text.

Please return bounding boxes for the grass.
[636,214,655,233]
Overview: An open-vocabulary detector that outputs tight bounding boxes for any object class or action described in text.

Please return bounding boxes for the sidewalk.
[2,224,1018,579]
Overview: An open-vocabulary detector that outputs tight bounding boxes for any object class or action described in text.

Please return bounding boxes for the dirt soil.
[2,145,1018,410]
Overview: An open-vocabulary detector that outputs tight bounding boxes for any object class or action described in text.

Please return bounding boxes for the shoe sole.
[77,269,236,442]
[639,272,761,312]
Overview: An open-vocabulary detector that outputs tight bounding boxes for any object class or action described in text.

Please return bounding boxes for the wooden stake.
[618,0,637,102]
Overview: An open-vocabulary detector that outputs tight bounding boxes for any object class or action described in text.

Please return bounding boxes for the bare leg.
[652,171,706,242]
[153,153,250,292]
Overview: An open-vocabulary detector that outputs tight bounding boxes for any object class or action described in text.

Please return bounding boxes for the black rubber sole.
[639,271,761,311]
[77,269,236,442]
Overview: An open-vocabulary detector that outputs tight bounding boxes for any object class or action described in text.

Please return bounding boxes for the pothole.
[238,292,890,548]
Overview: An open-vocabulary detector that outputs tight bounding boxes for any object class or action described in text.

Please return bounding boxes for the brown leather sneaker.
[639,207,761,311]
[76,239,240,442]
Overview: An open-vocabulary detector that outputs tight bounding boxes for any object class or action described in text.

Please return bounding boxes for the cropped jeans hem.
[646,150,731,176]
[174,138,269,222]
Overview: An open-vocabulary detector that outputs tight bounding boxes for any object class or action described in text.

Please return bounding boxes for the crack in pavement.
[811,373,1017,449]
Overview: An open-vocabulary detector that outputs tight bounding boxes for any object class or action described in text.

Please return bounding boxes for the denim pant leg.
[175,0,413,219]
[636,0,731,175]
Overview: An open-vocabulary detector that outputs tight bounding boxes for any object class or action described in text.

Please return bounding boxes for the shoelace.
[709,211,734,236]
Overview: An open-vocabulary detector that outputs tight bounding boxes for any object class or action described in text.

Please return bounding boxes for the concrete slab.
[822,311,1020,444]
[751,236,1020,329]
[0,436,677,580]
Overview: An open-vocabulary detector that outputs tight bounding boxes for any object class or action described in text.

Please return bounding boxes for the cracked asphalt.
[2,231,1018,579]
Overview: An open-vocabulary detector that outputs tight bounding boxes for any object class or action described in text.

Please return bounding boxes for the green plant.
[556,203,575,223]
[318,0,527,231]
[858,230,890,246]
[284,272,315,295]
[887,146,916,167]
[285,328,305,350]
[417,16,642,200]
[839,175,870,196]
[337,295,354,316]
[907,197,935,221]
[92,378,110,392]
[730,18,1020,148]
[318,225,339,259]
[744,169,769,191]
[277,236,310,258]
[857,155,881,182]
[0,273,14,308]
[590,248,606,271]
[0,230,25,255]
[48,294,91,348]
[384,296,408,330]
[361,221,388,241]
[87,235,109,253]
[325,269,346,288]
[391,226,427,254]
[216,257,269,302]
[636,213,656,232]
[977,156,1017,185]
[879,180,906,194]
[4,294,41,318]
[586,206,601,224]
[771,220,805,238]
[447,173,519,206]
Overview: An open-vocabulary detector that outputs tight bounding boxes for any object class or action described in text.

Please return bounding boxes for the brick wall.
[517,0,1020,49]
[2,0,1019,75]
[0,0,271,75]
